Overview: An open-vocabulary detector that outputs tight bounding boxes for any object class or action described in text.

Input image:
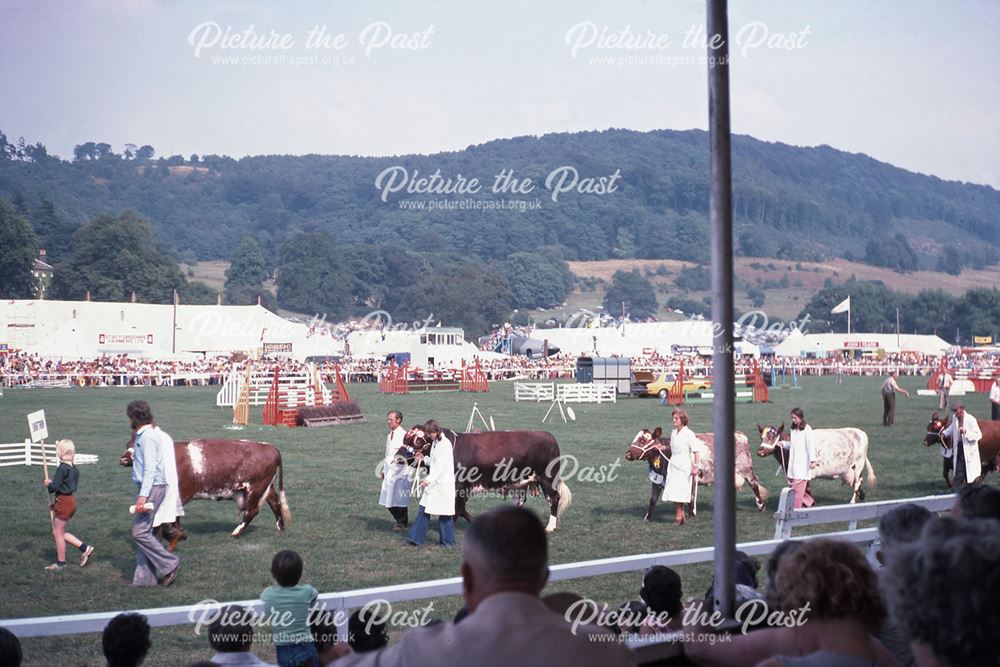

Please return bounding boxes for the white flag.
[831,296,850,314]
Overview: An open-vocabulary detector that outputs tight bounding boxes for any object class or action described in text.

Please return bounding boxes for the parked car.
[643,372,712,399]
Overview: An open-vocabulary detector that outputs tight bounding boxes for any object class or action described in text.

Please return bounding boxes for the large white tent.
[527,321,718,357]
[773,331,951,356]
[0,299,344,361]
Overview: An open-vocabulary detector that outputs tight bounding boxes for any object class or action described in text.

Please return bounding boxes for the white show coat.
[785,424,817,481]
[662,426,698,503]
[152,427,184,528]
[379,426,411,508]
[941,412,982,478]
[419,434,456,516]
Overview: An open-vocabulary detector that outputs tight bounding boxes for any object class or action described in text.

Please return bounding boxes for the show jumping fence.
[0,440,99,467]
[514,382,556,402]
[2,491,955,649]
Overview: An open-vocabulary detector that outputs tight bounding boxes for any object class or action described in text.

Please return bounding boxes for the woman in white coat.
[379,410,411,530]
[408,419,457,546]
[661,409,700,525]
[786,407,818,509]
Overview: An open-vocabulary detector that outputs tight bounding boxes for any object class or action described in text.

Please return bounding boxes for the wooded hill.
[2,128,997,271]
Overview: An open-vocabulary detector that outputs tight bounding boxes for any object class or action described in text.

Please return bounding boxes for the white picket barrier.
[556,383,617,403]
[0,440,99,468]
[772,487,956,539]
[1,524,883,640]
[514,382,555,402]
[216,369,318,407]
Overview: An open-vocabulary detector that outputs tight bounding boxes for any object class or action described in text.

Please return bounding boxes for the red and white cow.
[757,423,875,503]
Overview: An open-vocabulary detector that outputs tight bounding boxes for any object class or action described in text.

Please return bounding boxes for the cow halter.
[628,437,663,459]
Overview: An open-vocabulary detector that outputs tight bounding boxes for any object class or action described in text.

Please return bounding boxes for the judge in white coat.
[152,425,183,532]
[379,410,411,530]
[661,409,700,526]
[408,419,456,546]
[940,402,982,487]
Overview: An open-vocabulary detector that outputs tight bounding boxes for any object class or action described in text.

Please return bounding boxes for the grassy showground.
[0,376,984,665]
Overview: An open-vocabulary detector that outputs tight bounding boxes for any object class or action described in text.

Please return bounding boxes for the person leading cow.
[126,400,180,587]
[379,410,411,531]
[661,409,700,526]
[940,401,982,488]
[408,420,456,546]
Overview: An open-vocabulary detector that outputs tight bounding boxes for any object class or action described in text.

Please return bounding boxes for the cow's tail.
[864,456,877,488]
[277,454,292,527]
[555,477,573,517]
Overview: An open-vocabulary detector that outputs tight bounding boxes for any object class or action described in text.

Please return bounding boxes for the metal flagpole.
[708,0,736,619]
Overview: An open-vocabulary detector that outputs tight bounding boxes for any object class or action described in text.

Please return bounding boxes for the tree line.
[2,127,997,274]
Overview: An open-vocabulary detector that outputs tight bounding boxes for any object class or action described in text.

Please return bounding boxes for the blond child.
[43,439,95,570]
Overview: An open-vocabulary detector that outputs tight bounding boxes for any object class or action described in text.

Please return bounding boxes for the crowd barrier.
[4,490,956,646]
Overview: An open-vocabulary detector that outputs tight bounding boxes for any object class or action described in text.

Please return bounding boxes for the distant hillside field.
[3,128,998,270]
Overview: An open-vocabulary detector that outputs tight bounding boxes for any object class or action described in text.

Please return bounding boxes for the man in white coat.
[990,377,1000,421]
[379,410,411,531]
[337,506,636,667]
[408,419,456,546]
[940,401,982,487]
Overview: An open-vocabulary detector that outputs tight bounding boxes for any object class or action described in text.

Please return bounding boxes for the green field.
[0,376,983,665]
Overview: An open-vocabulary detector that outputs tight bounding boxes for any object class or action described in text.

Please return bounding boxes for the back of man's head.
[461,506,548,608]
[102,613,151,667]
[878,503,933,550]
[956,484,1000,522]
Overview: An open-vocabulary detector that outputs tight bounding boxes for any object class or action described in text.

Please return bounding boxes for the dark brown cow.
[624,427,769,521]
[397,427,572,532]
[923,412,1000,487]
[120,438,290,548]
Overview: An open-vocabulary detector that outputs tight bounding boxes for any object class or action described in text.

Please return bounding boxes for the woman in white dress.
[786,407,818,509]
[661,409,699,526]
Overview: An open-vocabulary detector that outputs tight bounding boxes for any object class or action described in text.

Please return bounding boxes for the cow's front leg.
[456,494,473,524]
[645,483,663,521]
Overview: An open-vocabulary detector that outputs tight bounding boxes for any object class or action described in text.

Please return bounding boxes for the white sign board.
[27,410,48,443]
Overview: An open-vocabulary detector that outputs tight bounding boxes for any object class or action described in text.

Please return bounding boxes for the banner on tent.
[98,333,154,346]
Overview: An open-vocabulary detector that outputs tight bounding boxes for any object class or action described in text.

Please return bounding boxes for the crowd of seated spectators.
[5,347,991,390]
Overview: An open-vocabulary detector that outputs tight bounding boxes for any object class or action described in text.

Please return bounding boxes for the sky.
[2,0,998,187]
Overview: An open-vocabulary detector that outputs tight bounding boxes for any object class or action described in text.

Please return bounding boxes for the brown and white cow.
[624,427,769,520]
[757,423,875,504]
[121,438,291,547]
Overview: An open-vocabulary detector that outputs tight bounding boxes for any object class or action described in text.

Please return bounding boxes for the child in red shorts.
[43,439,95,571]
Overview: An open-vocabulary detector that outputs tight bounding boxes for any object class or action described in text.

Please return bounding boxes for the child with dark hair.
[639,565,684,634]
[348,608,389,653]
[0,627,22,667]
[102,613,151,667]
[261,550,319,667]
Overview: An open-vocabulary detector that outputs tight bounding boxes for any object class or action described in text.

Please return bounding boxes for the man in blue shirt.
[127,400,180,586]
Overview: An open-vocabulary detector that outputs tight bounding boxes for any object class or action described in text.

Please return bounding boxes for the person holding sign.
[42,439,95,571]
[126,400,180,587]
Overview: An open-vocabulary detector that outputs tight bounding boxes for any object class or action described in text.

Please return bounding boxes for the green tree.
[31,198,76,262]
[276,231,350,317]
[747,288,766,308]
[603,269,658,320]
[225,235,269,289]
[612,228,636,259]
[864,234,919,273]
[503,251,573,309]
[49,211,187,302]
[0,197,40,298]
[797,280,904,333]
[394,259,513,335]
[937,244,962,276]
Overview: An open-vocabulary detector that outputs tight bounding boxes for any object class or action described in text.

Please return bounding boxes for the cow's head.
[395,426,432,466]
[756,422,786,457]
[624,427,666,461]
[924,412,947,447]
[119,435,137,467]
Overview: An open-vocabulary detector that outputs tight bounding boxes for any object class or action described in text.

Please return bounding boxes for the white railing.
[0,440,99,468]
[514,382,555,402]
[557,383,617,403]
[3,491,958,643]
[772,487,956,539]
[1,526,881,639]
